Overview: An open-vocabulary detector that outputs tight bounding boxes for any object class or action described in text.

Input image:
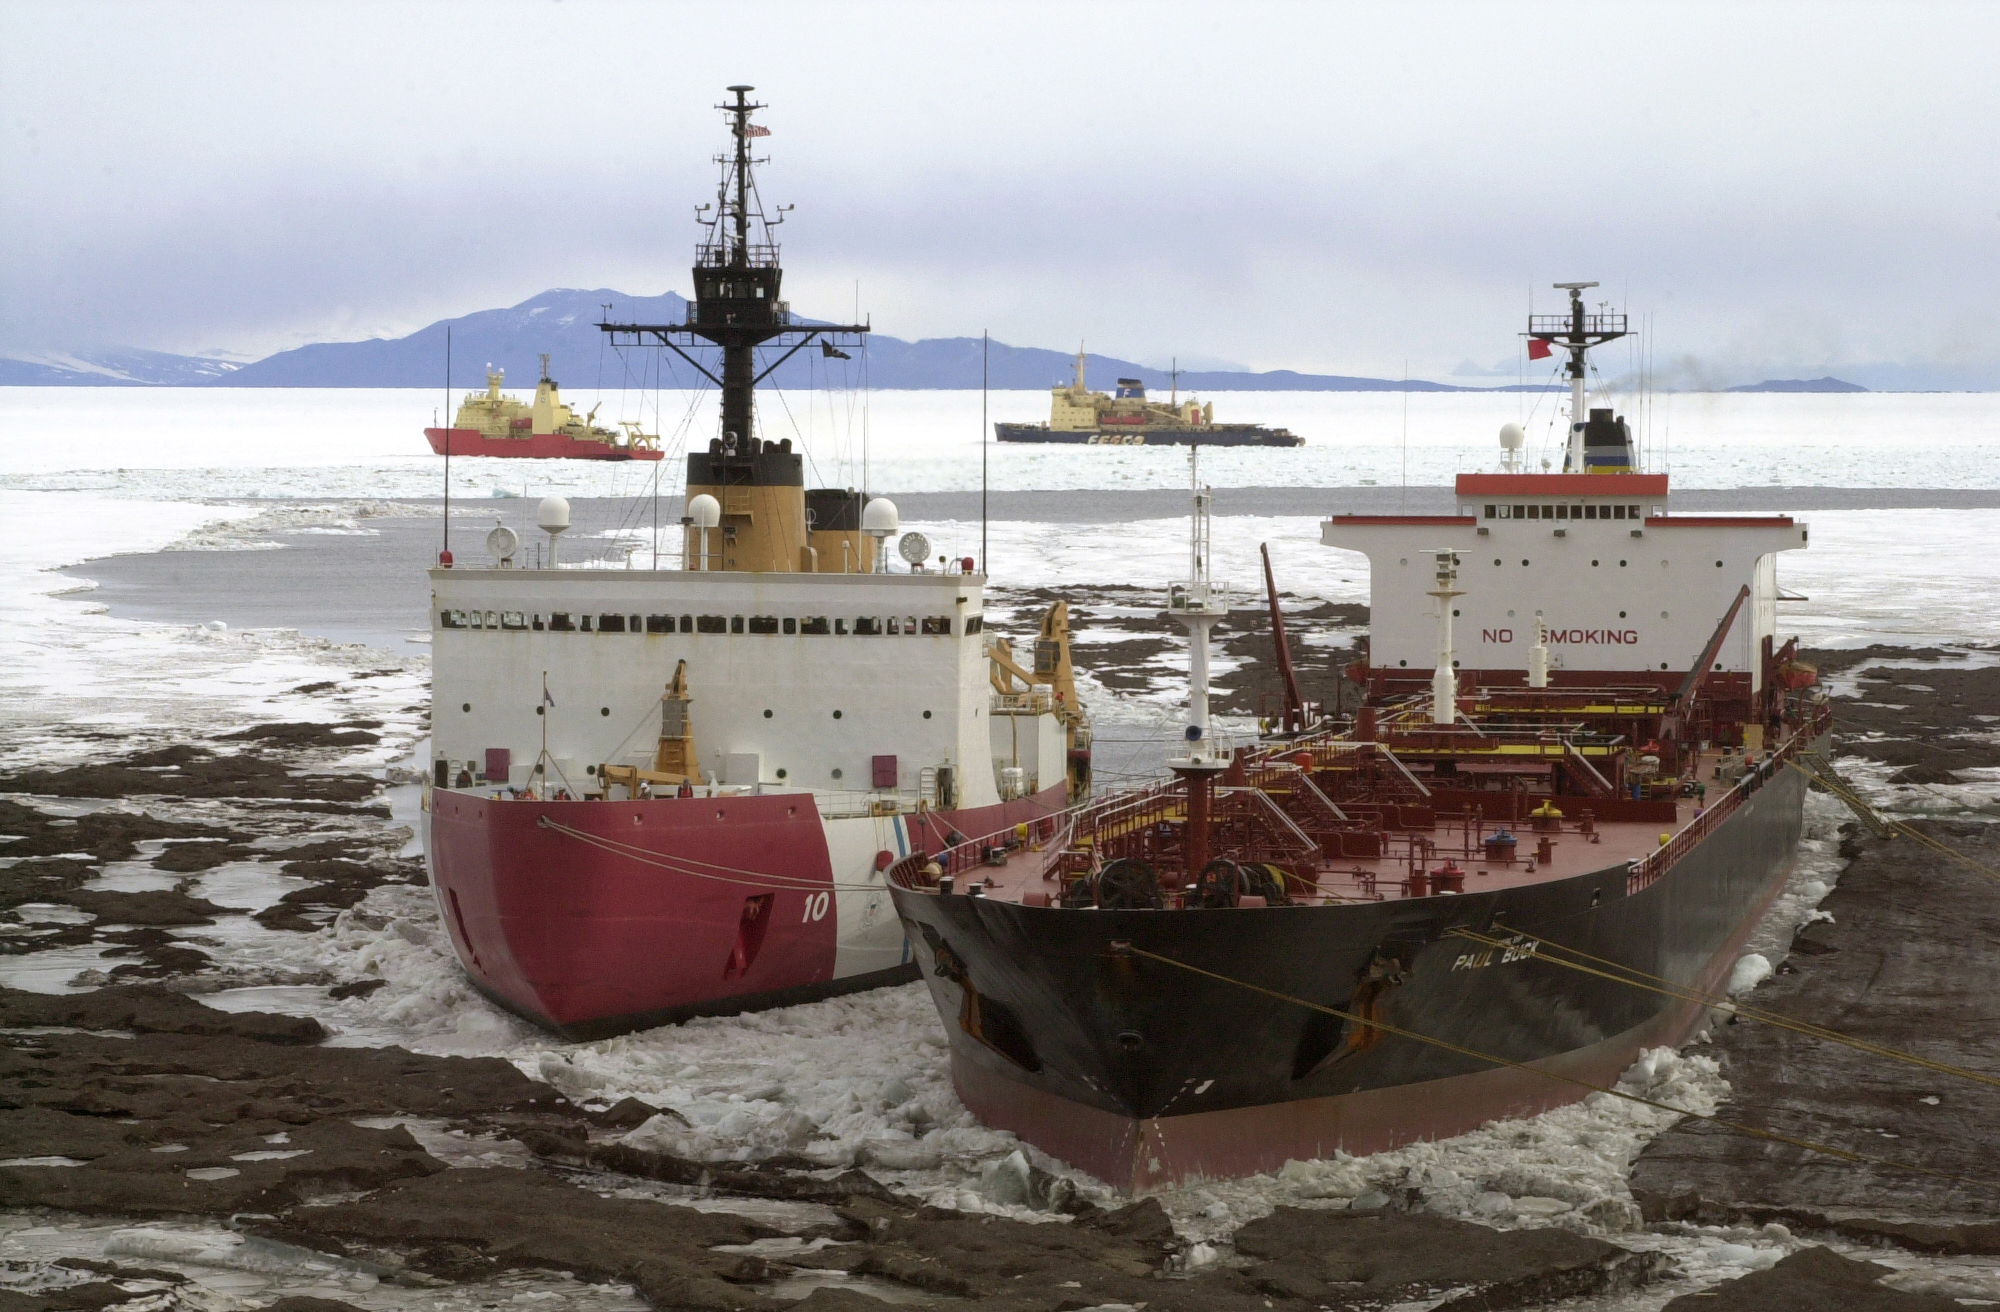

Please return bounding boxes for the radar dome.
[861,498,899,535]
[1499,423,1526,451]
[536,496,571,535]
[687,493,721,529]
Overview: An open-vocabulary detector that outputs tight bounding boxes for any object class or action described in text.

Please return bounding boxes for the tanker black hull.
[994,422,1303,447]
[889,746,1812,1191]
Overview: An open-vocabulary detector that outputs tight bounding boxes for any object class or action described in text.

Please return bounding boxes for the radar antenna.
[597,87,870,453]
[1527,281,1628,473]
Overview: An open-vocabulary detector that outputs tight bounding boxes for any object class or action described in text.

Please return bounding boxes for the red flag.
[744,125,771,138]
[1527,338,1554,361]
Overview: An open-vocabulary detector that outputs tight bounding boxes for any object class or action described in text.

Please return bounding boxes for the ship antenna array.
[1527,281,1628,472]
[596,86,870,462]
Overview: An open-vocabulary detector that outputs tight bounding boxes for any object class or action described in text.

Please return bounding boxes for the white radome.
[861,497,899,535]
[687,493,722,529]
[536,496,571,535]
[1499,422,1526,451]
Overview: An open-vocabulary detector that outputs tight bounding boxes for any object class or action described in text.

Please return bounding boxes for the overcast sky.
[3,0,1996,382]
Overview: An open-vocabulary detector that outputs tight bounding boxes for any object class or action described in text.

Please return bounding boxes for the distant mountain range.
[1725,376,1869,393]
[0,288,1891,392]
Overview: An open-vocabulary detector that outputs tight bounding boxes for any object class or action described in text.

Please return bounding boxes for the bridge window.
[886,616,901,634]
[748,615,780,634]
[598,614,627,633]
[696,614,727,634]
[854,615,881,635]
[783,617,797,634]
[440,610,465,629]
[645,615,671,633]
[1484,504,1496,519]
[731,616,745,634]
[904,616,918,635]
[1513,504,1525,518]
[965,615,984,634]
[921,616,952,635]
[501,612,527,630]
[680,615,694,632]
[532,614,546,631]
[800,616,830,635]
[836,618,849,635]
[549,612,575,632]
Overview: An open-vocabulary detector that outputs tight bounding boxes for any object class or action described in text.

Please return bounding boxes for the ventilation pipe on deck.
[1429,550,1464,726]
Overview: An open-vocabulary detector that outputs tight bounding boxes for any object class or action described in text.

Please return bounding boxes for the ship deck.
[923,747,1747,908]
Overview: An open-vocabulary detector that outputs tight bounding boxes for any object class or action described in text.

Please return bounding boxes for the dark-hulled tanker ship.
[888,285,1828,1190]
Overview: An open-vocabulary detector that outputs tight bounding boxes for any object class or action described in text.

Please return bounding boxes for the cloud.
[3,0,1996,384]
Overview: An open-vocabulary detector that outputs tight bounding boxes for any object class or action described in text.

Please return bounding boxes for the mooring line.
[1445,926,2000,1093]
[1115,943,1985,1186]
[537,816,887,892]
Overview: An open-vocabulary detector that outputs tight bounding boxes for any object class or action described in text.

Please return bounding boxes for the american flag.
[744,124,771,138]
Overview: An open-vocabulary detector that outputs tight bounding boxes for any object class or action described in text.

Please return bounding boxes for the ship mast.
[599,86,869,454]
[1528,282,1627,472]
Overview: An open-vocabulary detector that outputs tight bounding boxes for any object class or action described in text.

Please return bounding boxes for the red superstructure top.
[1456,473,1670,496]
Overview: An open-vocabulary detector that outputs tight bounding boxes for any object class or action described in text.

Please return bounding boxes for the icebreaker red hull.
[425,426,665,461]
[428,785,1066,1040]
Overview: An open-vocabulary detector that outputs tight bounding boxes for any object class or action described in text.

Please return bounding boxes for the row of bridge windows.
[1484,503,1644,521]
[440,610,982,637]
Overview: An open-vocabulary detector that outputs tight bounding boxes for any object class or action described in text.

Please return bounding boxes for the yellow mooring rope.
[1786,759,2000,885]
[1445,926,2000,1093]
[1115,943,1986,1186]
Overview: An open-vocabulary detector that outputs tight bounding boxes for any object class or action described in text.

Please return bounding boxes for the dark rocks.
[0,984,325,1041]
[1659,1244,1962,1312]
[0,798,229,869]
[0,1116,444,1216]
[248,1168,786,1298]
[0,745,378,803]
[218,721,383,749]
[1228,1208,1665,1310]
[596,1094,666,1128]
[327,978,387,1000]
[58,888,227,926]
[255,857,427,931]
[1631,822,2000,1247]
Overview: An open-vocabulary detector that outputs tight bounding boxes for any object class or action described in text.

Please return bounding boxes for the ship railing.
[1626,702,1833,894]
[991,690,1054,715]
[1528,312,1629,337]
[886,812,1073,890]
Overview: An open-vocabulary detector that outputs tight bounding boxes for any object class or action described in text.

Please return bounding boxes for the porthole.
[922,710,933,719]
[776,768,788,780]
[832,768,844,780]
[1619,611,1627,618]
[600,707,610,717]
[1399,557,1408,566]
[1520,559,1529,567]
[461,703,471,712]
[1398,659,1408,667]
[833,709,843,720]
[585,764,597,775]
[1452,609,1460,617]
[1715,560,1724,568]
[1619,560,1627,567]
[536,706,544,716]
[1591,559,1600,567]
[1660,662,1670,670]
[763,709,773,719]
